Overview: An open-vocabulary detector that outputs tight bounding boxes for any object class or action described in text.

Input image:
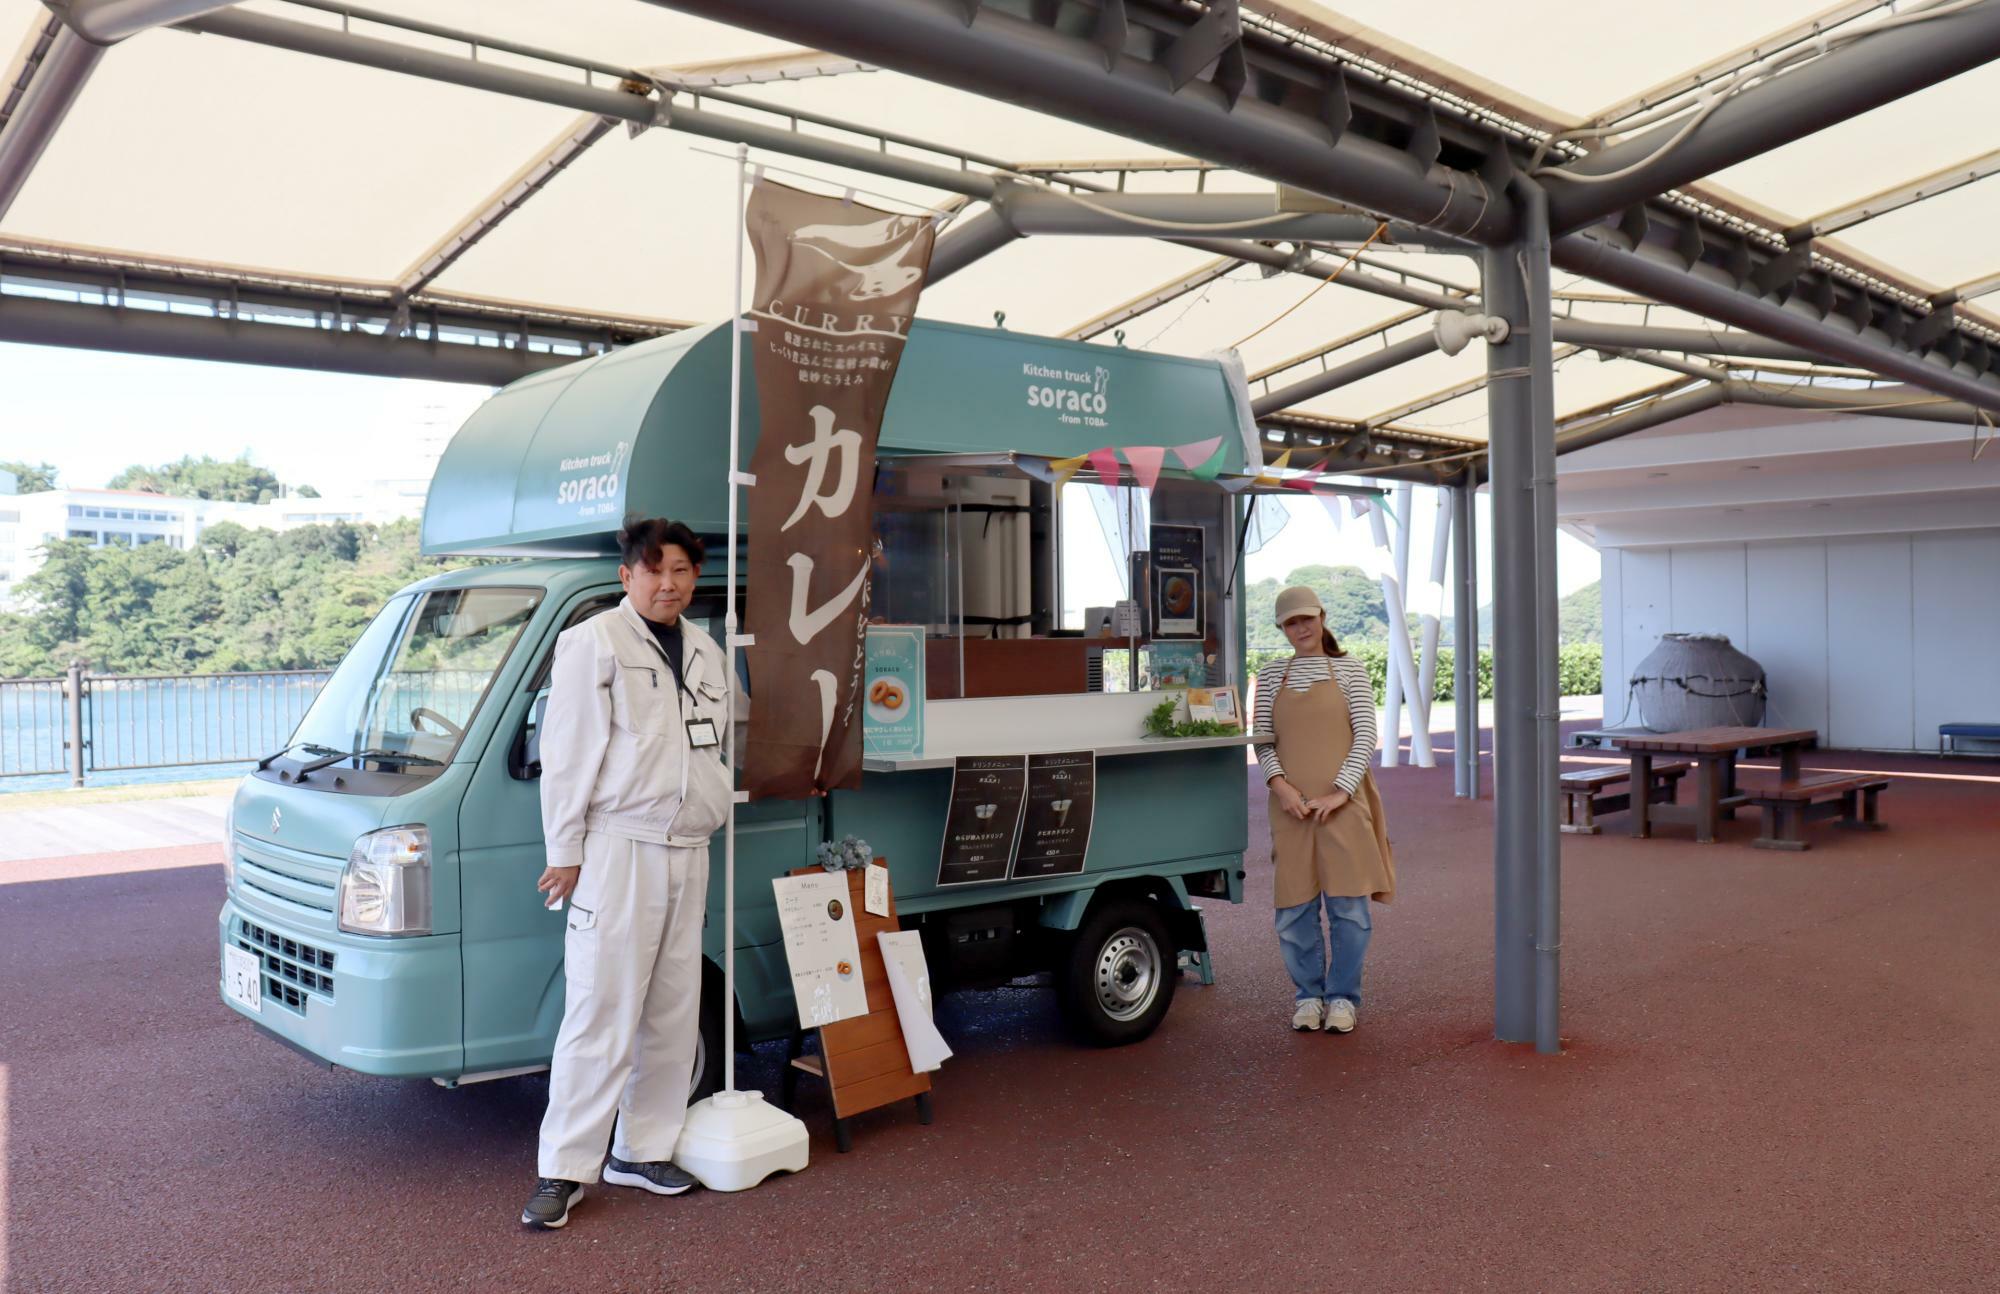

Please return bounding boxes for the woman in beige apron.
[1253,586,1395,1034]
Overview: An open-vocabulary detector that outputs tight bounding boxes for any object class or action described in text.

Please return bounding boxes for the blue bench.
[1940,722,2000,754]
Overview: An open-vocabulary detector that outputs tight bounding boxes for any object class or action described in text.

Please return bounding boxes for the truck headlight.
[221,801,237,893]
[338,825,432,936]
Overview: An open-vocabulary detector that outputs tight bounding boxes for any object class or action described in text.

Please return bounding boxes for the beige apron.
[1267,659,1396,909]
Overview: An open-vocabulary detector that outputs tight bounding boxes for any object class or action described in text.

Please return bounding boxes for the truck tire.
[1059,898,1178,1046]
[692,960,726,1104]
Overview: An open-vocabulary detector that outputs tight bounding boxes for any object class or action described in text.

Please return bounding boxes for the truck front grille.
[236,919,336,1013]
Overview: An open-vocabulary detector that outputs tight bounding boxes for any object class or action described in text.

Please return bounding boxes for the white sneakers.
[1324,998,1357,1034]
[1290,998,1325,1031]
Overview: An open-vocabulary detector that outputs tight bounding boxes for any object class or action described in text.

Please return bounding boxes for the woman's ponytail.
[1321,625,1345,657]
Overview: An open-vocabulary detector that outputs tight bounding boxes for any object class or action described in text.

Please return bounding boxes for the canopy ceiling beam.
[1251,330,1439,417]
[1542,0,2000,232]
[0,236,680,380]
[1250,306,1430,385]
[1061,257,1237,339]
[1788,145,2000,242]
[1581,1,1903,132]
[1553,216,2000,416]
[396,115,619,299]
[1553,376,1995,458]
[640,0,1517,244]
[0,291,591,384]
[0,23,97,221]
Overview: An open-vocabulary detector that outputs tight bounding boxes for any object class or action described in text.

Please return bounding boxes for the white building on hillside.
[1561,407,2000,754]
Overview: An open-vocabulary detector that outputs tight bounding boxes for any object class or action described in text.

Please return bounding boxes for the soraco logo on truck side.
[1023,362,1111,429]
[555,441,629,517]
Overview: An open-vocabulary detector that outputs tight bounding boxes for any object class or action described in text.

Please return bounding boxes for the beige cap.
[1274,585,1323,626]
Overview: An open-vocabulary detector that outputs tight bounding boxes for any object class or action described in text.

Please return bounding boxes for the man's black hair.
[618,517,705,570]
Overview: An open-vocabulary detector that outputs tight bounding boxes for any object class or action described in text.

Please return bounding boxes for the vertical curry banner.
[742,179,937,799]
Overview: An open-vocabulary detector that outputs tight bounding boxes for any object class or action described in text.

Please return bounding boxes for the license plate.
[223,944,262,1013]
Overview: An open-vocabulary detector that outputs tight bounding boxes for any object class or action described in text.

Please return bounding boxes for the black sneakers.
[602,1155,700,1196]
[521,1177,583,1230]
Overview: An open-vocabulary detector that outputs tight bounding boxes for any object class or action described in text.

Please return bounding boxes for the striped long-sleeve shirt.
[1253,654,1378,796]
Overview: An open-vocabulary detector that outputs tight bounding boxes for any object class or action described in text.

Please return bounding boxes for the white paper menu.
[877,930,952,1073]
[772,872,869,1029]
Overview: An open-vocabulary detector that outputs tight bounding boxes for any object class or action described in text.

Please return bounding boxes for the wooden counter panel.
[925,637,1090,699]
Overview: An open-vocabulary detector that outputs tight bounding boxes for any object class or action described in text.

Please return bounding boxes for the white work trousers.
[538,833,709,1182]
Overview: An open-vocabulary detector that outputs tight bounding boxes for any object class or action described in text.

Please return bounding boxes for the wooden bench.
[1744,773,1889,851]
[1560,762,1689,835]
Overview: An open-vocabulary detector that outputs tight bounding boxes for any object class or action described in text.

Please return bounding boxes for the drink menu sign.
[1010,751,1096,879]
[936,755,1028,887]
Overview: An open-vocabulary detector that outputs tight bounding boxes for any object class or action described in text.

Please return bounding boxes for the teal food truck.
[218,319,1259,1094]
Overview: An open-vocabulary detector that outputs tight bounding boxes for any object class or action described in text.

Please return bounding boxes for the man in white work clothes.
[522,517,736,1230]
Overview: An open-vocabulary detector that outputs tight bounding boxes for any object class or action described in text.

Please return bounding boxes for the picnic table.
[1608,726,1819,844]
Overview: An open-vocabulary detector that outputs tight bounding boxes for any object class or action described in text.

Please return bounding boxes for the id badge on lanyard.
[686,718,720,748]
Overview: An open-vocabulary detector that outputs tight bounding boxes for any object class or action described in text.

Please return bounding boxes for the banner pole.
[723,139,747,1095]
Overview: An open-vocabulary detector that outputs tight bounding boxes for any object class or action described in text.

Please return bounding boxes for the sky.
[0,343,492,495]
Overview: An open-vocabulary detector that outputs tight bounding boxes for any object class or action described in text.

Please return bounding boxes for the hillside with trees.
[106,454,315,503]
[0,519,471,678]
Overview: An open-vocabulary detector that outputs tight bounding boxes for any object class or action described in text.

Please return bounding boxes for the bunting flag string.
[1122,444,1167,494]
[1170,435,1224,470]
[1086,447,1124,487]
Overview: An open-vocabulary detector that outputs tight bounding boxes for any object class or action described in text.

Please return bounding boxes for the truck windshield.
[291,586,543,766]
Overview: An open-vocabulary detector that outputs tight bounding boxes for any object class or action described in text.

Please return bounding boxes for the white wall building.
[1561,408,2000,754]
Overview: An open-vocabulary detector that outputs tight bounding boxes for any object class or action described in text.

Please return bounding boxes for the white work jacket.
[540,596,736,869]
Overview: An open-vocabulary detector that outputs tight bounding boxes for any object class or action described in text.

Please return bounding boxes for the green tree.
[294,484,321,498]
[0,517,479,678]
[0,460,59,492]
[108,454,284,503]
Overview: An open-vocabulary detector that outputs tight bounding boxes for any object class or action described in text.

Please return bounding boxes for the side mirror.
[511,690,552,780]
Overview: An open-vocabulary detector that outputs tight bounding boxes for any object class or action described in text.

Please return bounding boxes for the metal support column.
[65,660,86,789]
[1521,186,1564,1057]
[1482,231,1537,1045]
[1451,478,1479,800]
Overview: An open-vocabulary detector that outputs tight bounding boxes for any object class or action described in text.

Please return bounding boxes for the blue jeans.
[1275,894,1371,1006]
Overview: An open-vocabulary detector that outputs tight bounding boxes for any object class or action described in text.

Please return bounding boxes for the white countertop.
[862,732,1254,773]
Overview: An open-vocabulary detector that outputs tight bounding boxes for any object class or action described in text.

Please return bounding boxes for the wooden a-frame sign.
[780,862,934,1152]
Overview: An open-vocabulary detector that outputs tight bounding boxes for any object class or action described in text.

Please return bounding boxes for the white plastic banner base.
[674,1090,810,1192]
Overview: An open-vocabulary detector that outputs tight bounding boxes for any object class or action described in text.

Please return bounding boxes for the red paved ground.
[5,737,1999,1292]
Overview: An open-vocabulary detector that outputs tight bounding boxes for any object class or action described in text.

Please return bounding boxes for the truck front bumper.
[218,900,464,1078]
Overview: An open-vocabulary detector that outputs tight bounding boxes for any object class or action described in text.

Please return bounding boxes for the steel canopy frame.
[1541,0,2000,233]
[637,0,1515,244]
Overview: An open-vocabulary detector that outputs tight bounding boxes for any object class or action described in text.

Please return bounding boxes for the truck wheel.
[1059,898,1178,1046]
[691,961,726,1104]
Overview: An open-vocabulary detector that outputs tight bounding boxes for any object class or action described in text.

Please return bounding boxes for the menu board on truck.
[1150,523,1204,639]
[1009,751,1096,880]
[936,755,1028,886]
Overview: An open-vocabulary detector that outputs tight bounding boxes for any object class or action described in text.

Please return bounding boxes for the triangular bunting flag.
[1216,474,1257,493]
[1048,453,1089,489]
[1086,447,1123,487]
[1171,435,1224,470]
[1318,493,1346,531]
[1122,445,1168,494]
[1282,457,1332,491]
[1251,447,1292,488]
[1189,442,1228,482]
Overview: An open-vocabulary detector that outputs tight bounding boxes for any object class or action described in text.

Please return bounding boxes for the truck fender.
[1038,876,1206,951]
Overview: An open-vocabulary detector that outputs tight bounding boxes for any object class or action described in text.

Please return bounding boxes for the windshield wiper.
[257,741,339,770]
[294,747,445,779]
